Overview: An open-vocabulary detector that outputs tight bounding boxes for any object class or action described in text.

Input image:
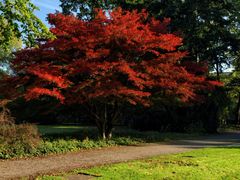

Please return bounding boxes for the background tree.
[227,56,240,124]
[60,0,116,20]
[1,8,219,139]
[0,0,52,49]
[149,0,240,79]
[0,37,22,76]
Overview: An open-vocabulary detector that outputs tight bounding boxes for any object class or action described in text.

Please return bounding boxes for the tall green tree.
[0,0,52,49]
[227,56,240,124]
[0,37,22,76]
[60,0,240,78]
[151,0,240,79]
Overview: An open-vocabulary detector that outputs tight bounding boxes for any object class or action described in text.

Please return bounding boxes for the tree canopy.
[1,8,220,138]
[0,37,22,75]
[0,0,52,49]
[60,0,240,77]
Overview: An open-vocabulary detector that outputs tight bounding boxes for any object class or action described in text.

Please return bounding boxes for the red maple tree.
[2,8,220,139]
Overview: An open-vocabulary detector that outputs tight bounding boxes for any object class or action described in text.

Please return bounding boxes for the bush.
[0,125,199,159]
[0,124,41,158]
[0,99,14,124]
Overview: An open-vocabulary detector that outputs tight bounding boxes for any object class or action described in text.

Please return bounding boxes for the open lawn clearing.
[65,147,240,180]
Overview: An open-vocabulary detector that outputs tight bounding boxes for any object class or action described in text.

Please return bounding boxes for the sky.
[32,0,61,26]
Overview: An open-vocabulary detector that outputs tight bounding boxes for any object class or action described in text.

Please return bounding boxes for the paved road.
[0,132,240,179]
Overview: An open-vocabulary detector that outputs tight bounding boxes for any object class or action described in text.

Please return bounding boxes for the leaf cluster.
[0,0,53,49]
[60,0,240,73]
[2,8,220,108]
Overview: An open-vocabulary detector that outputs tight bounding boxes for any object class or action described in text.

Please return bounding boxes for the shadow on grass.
[38,125,200,143]
[160,131,240,148]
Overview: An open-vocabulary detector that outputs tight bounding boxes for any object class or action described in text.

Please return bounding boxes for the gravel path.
[1,132,240,179]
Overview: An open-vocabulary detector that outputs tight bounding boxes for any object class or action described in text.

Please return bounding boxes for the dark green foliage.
[60,0,115,20]
[9,98,62,124]
[8,98,93,125]
[128,87,228,133]
[225,61,240,124]
[146,0,240,75]
[35,137,139,155]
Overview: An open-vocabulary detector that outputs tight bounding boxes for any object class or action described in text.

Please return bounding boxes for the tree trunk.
[98,122,106,140]
[106,119,113,139]
[203,100,219,133]
[236,92,240,125]
[96,118,113,139]
[86,101,119,140]
[216,61,220,81]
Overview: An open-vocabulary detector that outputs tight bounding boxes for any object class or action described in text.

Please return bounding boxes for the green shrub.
[0,124,41,158]
[0,125,199,159]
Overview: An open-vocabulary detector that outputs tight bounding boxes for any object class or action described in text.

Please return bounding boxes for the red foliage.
[3,8,220,106]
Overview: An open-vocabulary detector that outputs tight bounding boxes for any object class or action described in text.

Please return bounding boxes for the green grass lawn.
[37,125,95,135]
[41,147,240,180]
[38,125,199,141]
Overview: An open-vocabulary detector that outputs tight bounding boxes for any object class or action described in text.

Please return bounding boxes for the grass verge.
[39,147,240,180]
[0,125,199,159]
